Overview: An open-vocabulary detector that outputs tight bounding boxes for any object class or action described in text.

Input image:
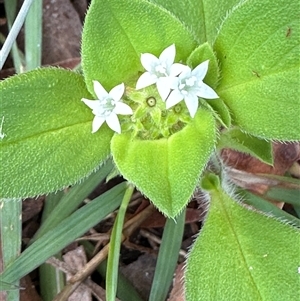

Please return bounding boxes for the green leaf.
[218,128,273,165]
[148,0,242,43]
[241,190,300,228]
[266,186,300,206]
[82,242,144,301]
[205,99,231,128]
[31,160,114,243]
[0,182,126,283]
[106,184,134,301]
[186,42,219,88]
[0,68,113,198]
[149,209,186,301]
[24,0,42,70]
[186,42,231,128]
[214,0,300,140]
[0,281,20,292]
[0,198,21,298]
[82,0,197,92]
[185,174,300,300]
[111,109,216,217]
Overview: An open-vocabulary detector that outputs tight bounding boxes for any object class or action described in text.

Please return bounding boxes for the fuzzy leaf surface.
[186,42,220,88]
[186,42,231,128]
[81,0,197,93]
[148,0,242,43]
[214,0,300,140]
[0,68,113,198]
[218,128,273,165]
[111,109,216,217]
[185,174,300,300]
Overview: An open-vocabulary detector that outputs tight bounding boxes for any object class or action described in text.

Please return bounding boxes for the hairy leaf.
[148,0,242,43]
[215,0,300,140]
[0,68,113,198]
[82,0,197,93]
[218,128,273,165]
[111,109,216,217]
[186,174,300,300]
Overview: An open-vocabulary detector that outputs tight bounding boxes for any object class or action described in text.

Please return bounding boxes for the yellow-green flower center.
[120,86,192,140]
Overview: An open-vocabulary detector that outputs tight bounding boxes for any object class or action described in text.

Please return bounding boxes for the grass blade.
[39,192,65,301]
[0,182,126,283]
[106,183,134,301]
[242,190,300,227]
[3,0,24,72]
[0,198,22,300]
[0,0,35,70]
[31,159,114,243]
[149,208,186,301]
[265,186,300,206]
[81,241,144,301]
[24,0,42,70]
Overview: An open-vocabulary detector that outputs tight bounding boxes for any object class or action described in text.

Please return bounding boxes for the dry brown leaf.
[63,246,91,301]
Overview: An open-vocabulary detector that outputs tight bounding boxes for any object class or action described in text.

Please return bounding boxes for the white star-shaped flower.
[82,81,133,134]
[136,44,187,100]
[166,60,219,118]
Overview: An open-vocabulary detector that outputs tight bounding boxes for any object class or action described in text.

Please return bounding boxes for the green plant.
[1,0,299,300]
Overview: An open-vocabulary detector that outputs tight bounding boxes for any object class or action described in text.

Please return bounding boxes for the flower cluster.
[136,44,219,118]
[82,44,218,134]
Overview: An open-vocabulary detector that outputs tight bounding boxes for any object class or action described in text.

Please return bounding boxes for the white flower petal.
[196,82,219,99]
[136,72,157,89]
[114,102,133,115]
[192,60,209,81]
[92,116,105,133]
[170,63,189,76]
[156,78,171,101]
[184,94,199,118]
[159,44,175,68]
[106,113,121,134]
[141,53,159,71]
[179,67,192,80]
[166,90,183,109]
[168,77,180,90]
[110,83,125,102]
[93,80,108,100]
[82,98,99,110]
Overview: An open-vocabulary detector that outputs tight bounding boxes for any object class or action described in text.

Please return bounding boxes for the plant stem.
[106,183,135,301]
[0,0,35,70]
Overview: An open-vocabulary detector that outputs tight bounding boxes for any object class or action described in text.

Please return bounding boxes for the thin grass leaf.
[106,183,135,301]
[24,0,42,70]
[0,281,20,291]
[39,255,65,301]
[0,198,22,300]
[149,208,186,301]
[31,159,114,243]
[39,192,65,301]
[265,187,300,206]
[0,0,34,70]
[81,241,144,301]
[292,205,300,219]
[41,191,65,223]
[3,0,24,73]
[241,190,300,227]
[187,173,300,300]
[0,182,126,284]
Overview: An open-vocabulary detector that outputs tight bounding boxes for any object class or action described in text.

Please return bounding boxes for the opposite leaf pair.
[82,45,219,134]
